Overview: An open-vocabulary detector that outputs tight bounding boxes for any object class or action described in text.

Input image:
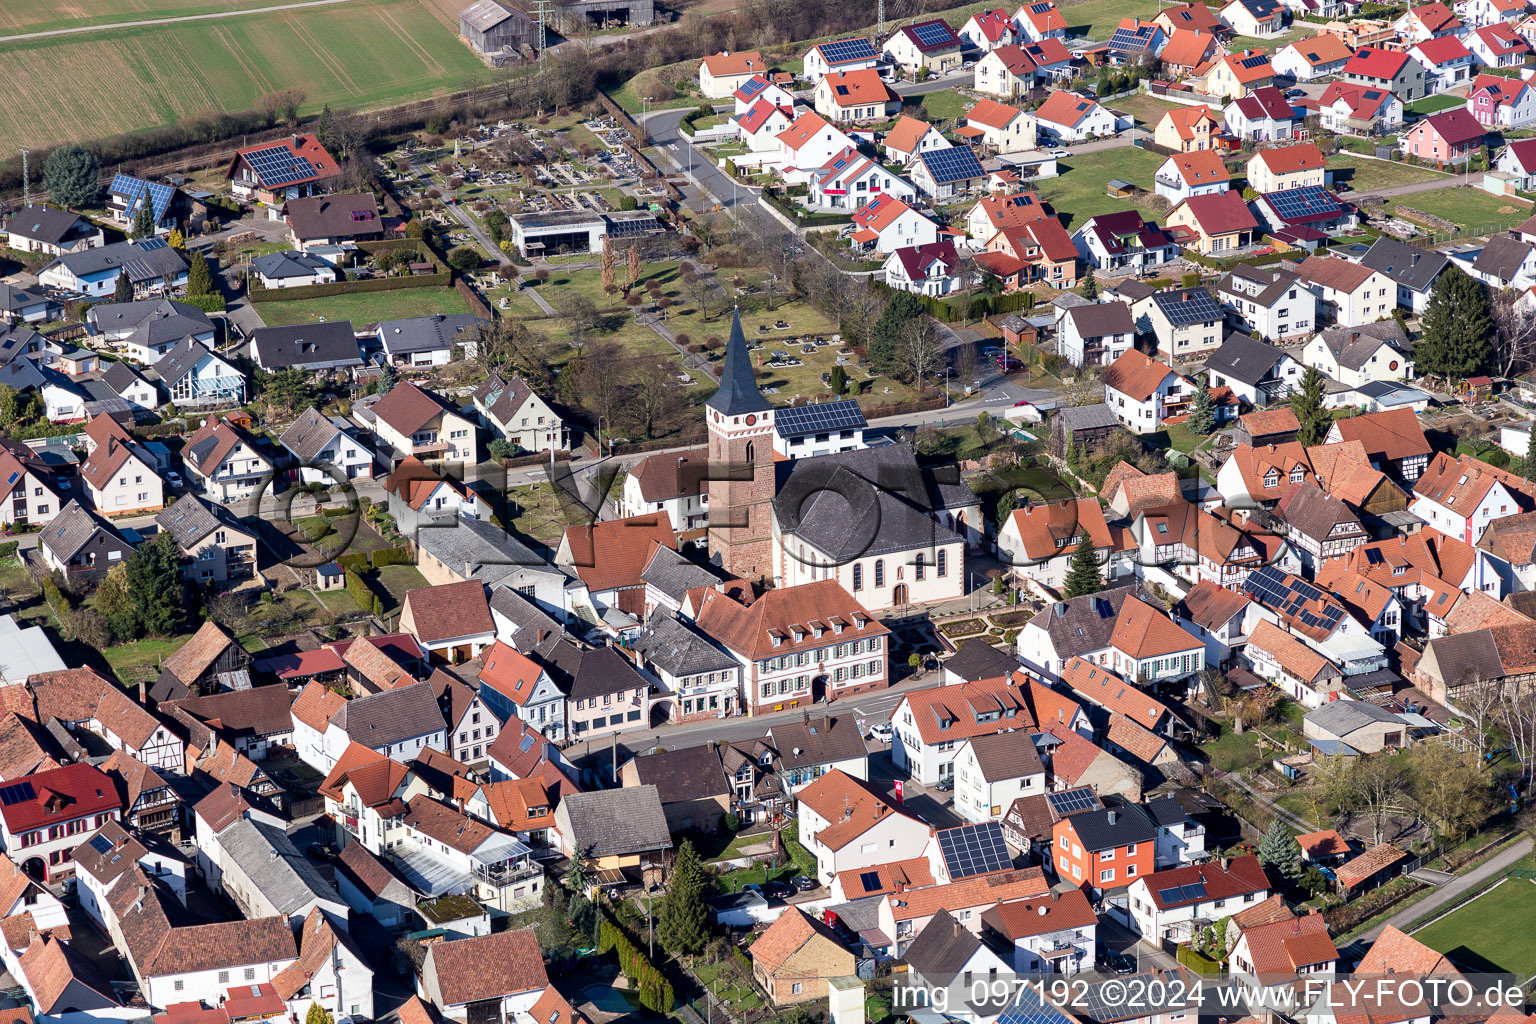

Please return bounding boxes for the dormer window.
[1264,470,1279,488]
[1290,467,1304,483]
[1392,564,1406,576]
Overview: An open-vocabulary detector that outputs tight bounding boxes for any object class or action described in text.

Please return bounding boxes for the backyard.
[1326,154,1448,193]
[1381,187,1534,236]
[1413,858,1536,975]
[1109,93,1189,129]
[910,88,971,122]
[254,287,474,327]
[1033,147,1169,230]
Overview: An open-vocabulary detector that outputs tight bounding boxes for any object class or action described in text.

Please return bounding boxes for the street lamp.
[944,367,950,408]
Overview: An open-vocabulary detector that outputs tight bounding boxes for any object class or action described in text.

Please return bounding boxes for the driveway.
[1355,835,1535,942]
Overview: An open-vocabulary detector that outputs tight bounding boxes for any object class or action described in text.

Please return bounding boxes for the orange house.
[980,218,1080,290]
[1052,802,1157,894]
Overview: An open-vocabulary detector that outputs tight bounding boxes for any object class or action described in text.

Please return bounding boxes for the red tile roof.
[1102,350,1178,401]
[1344,46,1412,79]
[1175,189,1259,236]
[560,512,676,592]
[0,762,119,833]
[401,580,494,644]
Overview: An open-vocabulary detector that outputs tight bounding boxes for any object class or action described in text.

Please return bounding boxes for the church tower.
[706,308,776,579]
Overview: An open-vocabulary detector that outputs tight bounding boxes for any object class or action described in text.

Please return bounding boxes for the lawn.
[1053,0,1161,38]
[254,286,473,327]
[1414,863,1536,975]
[912,88,971,122]
[374,563,431,615]
[1033,146,1168,230]
[0,0,271,34]
[102,635,193,686]
[540,260,682,308]
[0,0,501,152]
[1109,93,1188,129]
[1326,154,1447,192]
[507,481,583,545]
[1405,94,1467,116]
[1382,187,1534,236]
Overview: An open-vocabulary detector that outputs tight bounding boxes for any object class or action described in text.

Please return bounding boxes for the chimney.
[1107,810,1118,825]
[1221,856,1231,869]
[896,879,905,893]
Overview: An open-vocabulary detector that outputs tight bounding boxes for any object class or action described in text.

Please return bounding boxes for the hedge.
[179,293,227,313]
[599,918,673,1014]
[1175,945,1224,975]
[370,546,413,567]
[0,540,17,562]
[344,569,384,616]
[760,189,852,226]
[337,552,369,574]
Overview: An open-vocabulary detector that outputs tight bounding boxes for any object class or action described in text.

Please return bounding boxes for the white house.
[883,240,964,296]
[618,447,708,532]
[960,9,1019,49]
[315,682,447,771]
[472,372,564,453]
[1102,350,1189,433]
[953,730,1046,822]
[796,769,932,882]
[1218,265,1318,342]
[1071,211,1183,273]
[812,68,900,123]
[891,676,1090,785]
[1295,255,1396,326]
[155,340,246,409]
[251,250,337,289]
[183,415,271,503]
[1153,150,1232,203]
[850,194,942,254]
[1125,855,1271,943]
[421,928,548,1021]
[802,36,882,83]
[1013,0,1069,41]
[963,98,1038,151]
[808,147,918,210]
[88,298,216,364]
[1410,451,1535,544]
[1034,90,1118,141]
[1272,35,1355,80]
[1302,321,1416,388]
[882,115,953,165]
[776,111,860,180]
[1058,300,1136,367]
[278,406,376,483]
[982,889,1098,975]
[997,497,1113,590]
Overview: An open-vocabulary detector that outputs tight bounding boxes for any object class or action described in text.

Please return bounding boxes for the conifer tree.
[1294,365,1328,448]
[1417,265,1492,379]
[1257,818,1305,882]
[1187,385,1216,435]
[657,839,710,954]
[1062,535,1103,598]
[113,270,133,303]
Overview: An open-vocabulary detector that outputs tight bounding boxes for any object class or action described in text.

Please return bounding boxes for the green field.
[912,89,971,122]
[0,0,272,34]
[1405,94,1467,116]
[1414,870,1536,975]
[1325,155,1447,193]
[254,285,473,327]
[1382,186,1534,235]
[0,0,498,152]
[1033,146,1167,229]
[1108,93,1188,129]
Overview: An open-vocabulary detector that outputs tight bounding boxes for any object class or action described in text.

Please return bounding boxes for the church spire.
[706,305,773,417]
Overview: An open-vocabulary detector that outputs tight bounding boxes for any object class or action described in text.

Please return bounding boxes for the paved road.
[1351,176,1482,201]
[1356,835,1535,942]
[0,0,366,41]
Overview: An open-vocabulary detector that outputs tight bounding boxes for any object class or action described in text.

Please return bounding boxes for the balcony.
[474,860,543,887]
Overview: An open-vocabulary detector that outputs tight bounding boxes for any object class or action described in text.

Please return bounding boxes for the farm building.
[460,0,653,57]
[506,209,662,257]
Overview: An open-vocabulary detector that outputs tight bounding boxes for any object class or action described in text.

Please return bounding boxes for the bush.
[179,292,227,313]
[618,195,638,211]
[1181,272,1202,288]
[1484,449,1511,468]
[447,246,481,271]
[0,540,17,563]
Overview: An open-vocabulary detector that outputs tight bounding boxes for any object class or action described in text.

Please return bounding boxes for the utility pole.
[534,0,554,62]
[19,148,29,208]
[878,0,886,37]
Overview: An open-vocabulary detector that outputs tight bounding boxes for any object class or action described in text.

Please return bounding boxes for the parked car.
[763,880,794,900]
[936,776,955,792]
[997,354,1021,370]
[1048,148,1069,158]
[792,875,816,892]
[165,470,183,489]
[1096,952,1136,975]
[868,722,894,743]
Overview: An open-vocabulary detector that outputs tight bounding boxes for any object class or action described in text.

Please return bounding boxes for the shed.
[1106,179,1138,197]
[317,562,345,590]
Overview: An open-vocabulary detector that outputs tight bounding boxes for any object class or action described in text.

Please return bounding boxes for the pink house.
[1467,72,1536,126]
[1398,107,1486,166]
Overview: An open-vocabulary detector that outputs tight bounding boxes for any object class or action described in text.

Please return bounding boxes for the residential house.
[1317,82,1404,135]
[1396,0,1462,41]
[203,816,347,926]
[478,640,567,739]
[1469,21,1531,64]
[226,133,339,202]
[1356,236,1449,312]
[1200,50,1277,100]
[998,498,1113,589]
[78,418,163,517]
[1229,909,1339,986]
[0,281,60,325]
[882,19,964,75]
[694,579,890,714]
[420,929,547,1021]
[376,314,484,369]
[101,361,159,414]
[1343,47,1429,100]
[630,613,742,723]
[952,730,1046,823]
[1071,211,1182,273]
[1243,618,1345,705]
[1159,30,1223,78]
[963,99,1038,152]
[903,909,1015,1014]
[1205,333,1304,405]
[87,297,215,364]
[1303,321,1415,387]
[315,682,447,771]
[1221,0,1288,36]
[1410,451,1536,543]
[38,238,188,299]
[881,115,952,165]
[552,786,672,882]
[1217,265,1317,342]
[1059,301,1135,367]
[472,372,564,453]
[802,37,881,82]
[3,205,103,256]
[251,251,337,289]
[795,770,930,882]
[813,69,900,122]
[1468,72,1536,125]
[619,744,730,832]
[767,714,871,791]
[699,51,767,96]
[1303,698,1408,753]
[807,148,918,210]
[281,193,383,251]
[979,217,1080,290]
[1272,34,1355,79]
[369,381,478,464]
[1224,87,1301,141]
[1153,106,1222,152]
[0,447,64,529]
[1273,481,1369,574]
[1409,35,1478,89]
[1105,18,1166,62]
[910,146,988,199]
[1166,190,1260,254]
[1400,108,1486,168]
[849,194,941,254]
[399,580,496,663]
[106,174,192,235]
[1015,0,1070,40]
[961,9,1020,49]
[36,500,135,584]
[1154,150,1232,202]
[884,240,965,296]
[1102,351,1190,433]
[982,889,1098,974]
[155,340,245,409]
[1295,255,1395,326]
[964,191,1052,247]
[278,406,376,483]
[1125,855,1271,942]
[1156,1,1228,36]
[1468,232,1536,289]
[249,321,362,375]
[556,511,676,623]
[1033,91,1118,141]
[0,762,121,884]
[749,908,857,1006]
[736,100,796,153]
[183,415,270,503]
[1052,802,1157,894]
[1143,285,1227,361]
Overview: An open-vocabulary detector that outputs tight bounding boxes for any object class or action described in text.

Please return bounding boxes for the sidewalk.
[1357,835,1535,942]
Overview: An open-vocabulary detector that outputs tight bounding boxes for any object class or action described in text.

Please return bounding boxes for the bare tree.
[1494,678,1536,779]
[954,342,978,392]
[1450,672,1503,759]
[1490,289,1536,379]
[1352,754,1410,845]
[1412,741,1495,844]
[899,315,945,387]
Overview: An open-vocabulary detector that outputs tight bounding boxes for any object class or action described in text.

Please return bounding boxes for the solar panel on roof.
[1157,886,1185,904]
[997,978,1075,1024]
[1046,786,1099,815]
[920,145,984,183]
[775,399,868,436]
[937,821,1012,878]
[1181,882,1207,900]
[135,237,169,252]
[243,143,319,188]
[88,834,114,855]
[911,21,957,47]
[820,37,878,63]
[0,781,36,806]
[1239,54,1269,68]
[1155,287,1222,326]
[859,870,882,892]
